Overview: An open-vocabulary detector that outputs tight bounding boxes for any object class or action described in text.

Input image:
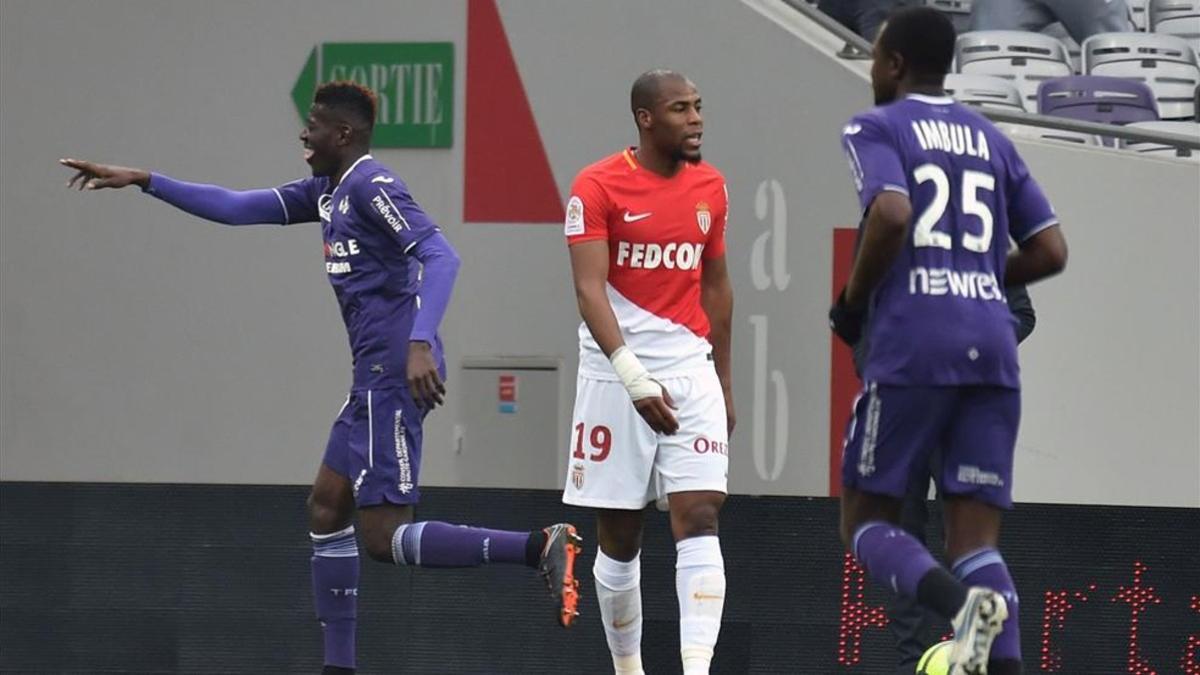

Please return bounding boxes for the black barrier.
[1,483,1196,673]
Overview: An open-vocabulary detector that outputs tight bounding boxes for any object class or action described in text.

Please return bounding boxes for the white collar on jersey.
[906,93,955,105]
[338,154,373,185]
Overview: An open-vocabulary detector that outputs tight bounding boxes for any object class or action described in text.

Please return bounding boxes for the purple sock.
[311,526,359,669]
[953,547,1021,663]
[852,521,941,597]
[391,521,533,568]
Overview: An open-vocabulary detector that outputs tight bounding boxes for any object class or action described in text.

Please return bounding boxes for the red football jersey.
[565,148,728,378]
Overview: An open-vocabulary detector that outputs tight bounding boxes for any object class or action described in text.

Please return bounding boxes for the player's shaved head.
[313,81,377,132]
[877,7,955,83]
[628,69,704,170]
[630,69,691,116]
[870,7,956,105]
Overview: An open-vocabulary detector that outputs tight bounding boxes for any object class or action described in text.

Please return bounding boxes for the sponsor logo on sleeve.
[844,139,866,193]
[565,196,585,236]
[371,189,409,232]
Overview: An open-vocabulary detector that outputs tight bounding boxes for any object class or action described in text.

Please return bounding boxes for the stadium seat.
[1083,32,1200,118]
[955,31,1074,106]
[1041,22,1083,74]
[944,73,1027,110]
[1149,0,1200,53]
[998,121,1105,146]
[1121,120,1200,159]
[1130,0,1151,31]
[1037,76,1159,124]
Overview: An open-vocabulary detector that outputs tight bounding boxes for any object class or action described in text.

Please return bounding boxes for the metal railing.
[781,0,1200,152]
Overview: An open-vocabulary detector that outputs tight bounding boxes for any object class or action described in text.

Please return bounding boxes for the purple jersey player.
[60,81,581,674]
[828,9,1068,675]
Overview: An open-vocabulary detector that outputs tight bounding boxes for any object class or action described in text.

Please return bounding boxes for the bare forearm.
[845,224,906,306]
[1006,249,1061,287]
[1006,225,1068,287]
[845,194,911,307]
[702,283,733,392]
[576,285,626,357]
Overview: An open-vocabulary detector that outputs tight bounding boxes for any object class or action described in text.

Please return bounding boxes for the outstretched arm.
[60,158,287,225]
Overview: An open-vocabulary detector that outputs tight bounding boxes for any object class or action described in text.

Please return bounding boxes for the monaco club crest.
[571,463,585,490]
[696,202,712,235]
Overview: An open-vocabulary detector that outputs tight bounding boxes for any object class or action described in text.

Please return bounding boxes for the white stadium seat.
[1121,120,1200,159]
[1083,32,1200,118]
[1149,0,1200,53]
[1041,22,1083,74]
[955,31,1074,106]
[1130,0,1151,31]
[944,73,1027,110]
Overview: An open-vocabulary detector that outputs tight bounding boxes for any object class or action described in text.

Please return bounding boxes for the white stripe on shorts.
[367,389,374,469]
[858,382,881,477]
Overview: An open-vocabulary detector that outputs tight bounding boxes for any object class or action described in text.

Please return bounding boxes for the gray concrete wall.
[2,0,1197,506]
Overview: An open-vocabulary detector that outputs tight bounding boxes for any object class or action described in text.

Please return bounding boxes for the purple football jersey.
[275,155,444,389]
[841,94,1058,388]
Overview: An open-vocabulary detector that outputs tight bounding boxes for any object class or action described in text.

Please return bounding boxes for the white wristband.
[609,346,662,401]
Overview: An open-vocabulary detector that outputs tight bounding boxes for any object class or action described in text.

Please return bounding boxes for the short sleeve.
[703,181,729,259]
[564,174,612,245]
[273,177,324,224]
[360,174,441,253]
[1004,150,1059,244]
[841,114,908,214]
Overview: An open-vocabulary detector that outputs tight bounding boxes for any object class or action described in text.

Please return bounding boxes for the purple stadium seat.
[1036,75,1160,125]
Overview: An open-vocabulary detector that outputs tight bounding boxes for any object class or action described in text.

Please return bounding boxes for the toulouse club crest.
[695,201,712,235]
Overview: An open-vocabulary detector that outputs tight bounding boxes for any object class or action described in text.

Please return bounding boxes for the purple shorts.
[841,383,1020,508]
[323,387,425,507]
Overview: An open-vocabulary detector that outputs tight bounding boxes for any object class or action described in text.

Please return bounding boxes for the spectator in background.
[970,0,1133,43]
[819,0,909,41]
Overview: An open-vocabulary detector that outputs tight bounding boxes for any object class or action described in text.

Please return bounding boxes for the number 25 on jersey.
[912,164,996,253]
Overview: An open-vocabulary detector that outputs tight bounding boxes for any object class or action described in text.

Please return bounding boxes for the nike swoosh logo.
[371,176,395,184]
[692,592,724,601]
[623,211,652,223]
[612,617,638,629]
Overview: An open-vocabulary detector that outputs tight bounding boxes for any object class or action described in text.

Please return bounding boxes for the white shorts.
[562,366,729,509]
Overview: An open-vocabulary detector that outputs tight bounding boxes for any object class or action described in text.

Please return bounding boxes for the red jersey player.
[561,70,734,675]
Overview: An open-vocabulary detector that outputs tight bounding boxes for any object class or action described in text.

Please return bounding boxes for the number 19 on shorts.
[573,423,612,462]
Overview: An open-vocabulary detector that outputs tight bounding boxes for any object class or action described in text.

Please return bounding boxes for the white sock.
[676,536,725,675]
[593,549,644,674]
